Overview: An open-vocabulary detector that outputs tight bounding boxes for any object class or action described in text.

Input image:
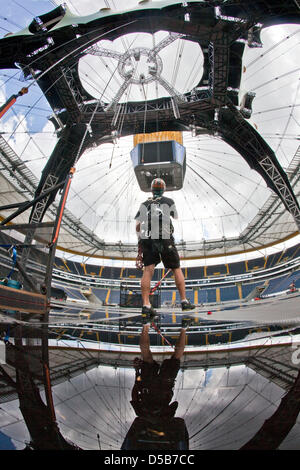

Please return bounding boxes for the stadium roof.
[0,0,299,263]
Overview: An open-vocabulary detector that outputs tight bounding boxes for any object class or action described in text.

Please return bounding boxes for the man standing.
[135,177,195,319]
[129,316,192,424]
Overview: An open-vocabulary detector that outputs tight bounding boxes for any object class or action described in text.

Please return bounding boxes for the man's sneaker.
[181,300,196,311]
[181,317,193,329]
[141,305,157,323]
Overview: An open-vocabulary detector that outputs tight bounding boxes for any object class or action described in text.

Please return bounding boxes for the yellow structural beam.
[105,289,111,305]
[133,131,183,146]
[238,284,243,299]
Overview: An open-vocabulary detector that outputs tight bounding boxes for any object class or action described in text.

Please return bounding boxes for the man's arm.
[135,202,148,238]
[135,205,144,269]
[136,220,141,239]
[170,200,178,220]
[135,203,142,239]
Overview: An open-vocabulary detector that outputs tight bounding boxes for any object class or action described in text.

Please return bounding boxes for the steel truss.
[0,136,106,253]
[258,156,300,230]
[208,38,230,106]
[217,105,300,233]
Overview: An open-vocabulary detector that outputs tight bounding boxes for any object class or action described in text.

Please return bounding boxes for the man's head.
[151,178,166,197]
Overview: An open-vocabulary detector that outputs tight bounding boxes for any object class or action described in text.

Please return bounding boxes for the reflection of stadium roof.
[1,332,300,450]
[0,1,299,261]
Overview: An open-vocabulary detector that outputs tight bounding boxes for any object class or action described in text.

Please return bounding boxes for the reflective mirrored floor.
[1,292,300,451]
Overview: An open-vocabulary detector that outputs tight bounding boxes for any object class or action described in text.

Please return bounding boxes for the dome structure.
[0,0,299,264]
[0,1,300,453]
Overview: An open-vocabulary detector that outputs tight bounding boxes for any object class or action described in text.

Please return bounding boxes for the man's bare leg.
[141,264,155,307]
[172,268,195,310]
[172,327,187,360]
[172,267,187,301]
[132,325,153,403]
[139,324,154,363]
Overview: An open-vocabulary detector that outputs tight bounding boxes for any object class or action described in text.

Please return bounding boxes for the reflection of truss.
[86,33,187,111]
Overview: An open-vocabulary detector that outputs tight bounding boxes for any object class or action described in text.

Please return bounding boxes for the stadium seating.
[51,243,300,285]
[220,285,239,302]
[262,269,300,296]
[1,230,299,308]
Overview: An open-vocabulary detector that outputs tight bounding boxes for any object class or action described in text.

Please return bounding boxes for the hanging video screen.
[139,141,174,163]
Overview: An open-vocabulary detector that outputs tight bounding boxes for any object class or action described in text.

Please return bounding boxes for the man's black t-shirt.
[131,358,180,419]
[135,196,178,240]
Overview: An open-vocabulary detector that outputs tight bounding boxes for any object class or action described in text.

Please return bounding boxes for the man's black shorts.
[140,357,180,387]
[140,238,180,269]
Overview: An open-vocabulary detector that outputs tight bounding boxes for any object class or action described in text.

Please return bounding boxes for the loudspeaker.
[131,140,186,192]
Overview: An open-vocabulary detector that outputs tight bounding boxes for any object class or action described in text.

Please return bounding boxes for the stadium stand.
[92,288,108,303]
[109,289,120,304]
[121,267,143,279]
[206,264,228,277]
[265,252,282,268]
[247,257,266,271]
[161,290,174,305]
[186,266,205,280]
[226,260,246,275]
[241,281,264,299]
[220,285,239,302]
[1,229,299,307]
[262,269,300,296]
[63,287,87,301]
[49,243,300,286]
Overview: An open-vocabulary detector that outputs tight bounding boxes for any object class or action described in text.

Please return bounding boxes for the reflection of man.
[135,178,195,317]
[121,316,191,450]
[130,315,192,422]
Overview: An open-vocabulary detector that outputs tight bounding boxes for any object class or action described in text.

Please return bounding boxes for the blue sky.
[0,2,57,154]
